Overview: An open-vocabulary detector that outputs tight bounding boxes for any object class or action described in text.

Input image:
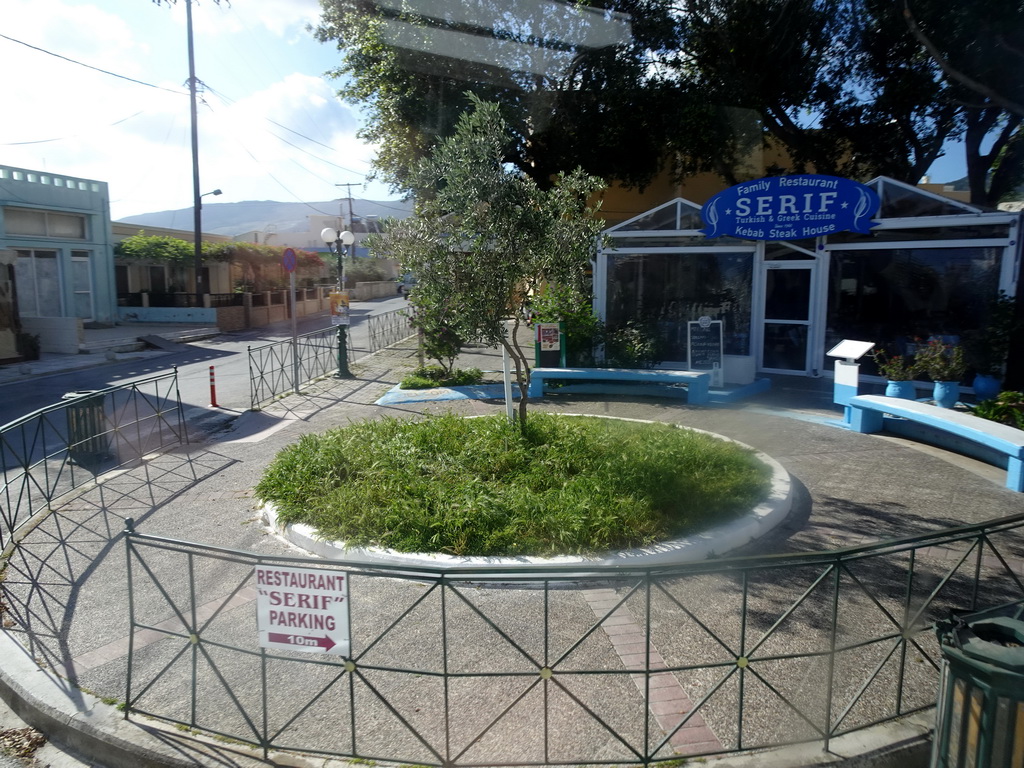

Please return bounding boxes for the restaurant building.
[595,176,1022,385]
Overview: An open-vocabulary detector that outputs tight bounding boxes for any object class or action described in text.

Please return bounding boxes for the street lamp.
[321,227,356,378]
[193,188,222,306]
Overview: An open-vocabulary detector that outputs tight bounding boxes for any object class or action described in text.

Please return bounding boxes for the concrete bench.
[528,367,711,405]
[847,395,1024,492]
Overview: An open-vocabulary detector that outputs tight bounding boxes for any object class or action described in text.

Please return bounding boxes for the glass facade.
[607,251,753,359]
[600,183,1020,379]
[826,246,1002,366]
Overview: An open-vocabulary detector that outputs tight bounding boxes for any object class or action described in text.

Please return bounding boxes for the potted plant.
[914,338,966,408]
[871,348,917,399]
[964,292,1019,401]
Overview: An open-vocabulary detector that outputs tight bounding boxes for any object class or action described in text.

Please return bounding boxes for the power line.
[0,33,187,95]
[2,110,147,146]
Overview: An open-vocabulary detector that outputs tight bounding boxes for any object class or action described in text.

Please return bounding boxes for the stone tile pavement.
[0,335,1021,768]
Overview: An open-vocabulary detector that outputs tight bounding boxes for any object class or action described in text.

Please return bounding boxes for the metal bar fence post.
[189,551,198,727]
[738,569,749,751]
[897,547,916,714]
[644,573,652,762]
[248,346,257,411]
[971,533,985,611]
[442,575,451,765]
[261,647,269,759]
[123,517,137,720]
[173,366,189,445]
[823,560,842,753]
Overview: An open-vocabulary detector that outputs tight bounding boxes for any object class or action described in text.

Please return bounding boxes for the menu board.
[687,318,723,384]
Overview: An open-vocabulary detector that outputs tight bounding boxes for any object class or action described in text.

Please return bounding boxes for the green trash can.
[932,614,1024,768]
[62,390,110,466]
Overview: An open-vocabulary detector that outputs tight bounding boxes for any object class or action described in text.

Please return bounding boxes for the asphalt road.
[0,295,410,428]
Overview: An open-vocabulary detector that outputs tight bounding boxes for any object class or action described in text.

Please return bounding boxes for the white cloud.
[1,0,392,220]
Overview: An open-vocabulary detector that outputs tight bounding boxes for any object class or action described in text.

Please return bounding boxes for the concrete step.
[78,339,146,354]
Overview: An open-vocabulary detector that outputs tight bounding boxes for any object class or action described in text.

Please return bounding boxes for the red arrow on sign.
[268,632,336,651]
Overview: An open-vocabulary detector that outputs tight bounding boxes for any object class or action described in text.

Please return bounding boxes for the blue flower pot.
[933,381,960,409]
[885,380,916,400]
[972,374,1002,402]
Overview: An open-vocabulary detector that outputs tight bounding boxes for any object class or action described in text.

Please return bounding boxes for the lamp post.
[321,227,355,378]
[193,188,221,306]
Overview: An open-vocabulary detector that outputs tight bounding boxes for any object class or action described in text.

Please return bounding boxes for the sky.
[1,0,397,222]
[1,0,969,224]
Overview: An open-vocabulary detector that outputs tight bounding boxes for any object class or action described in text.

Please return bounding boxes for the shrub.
[972,391,1024,430]
[400,365,483,389]
[914,339,966,382]
[602,321,664,368]
[255,413,770,557]
[16,332,40,361]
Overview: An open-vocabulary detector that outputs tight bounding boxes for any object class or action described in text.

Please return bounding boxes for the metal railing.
[247,327,340,410]
[247,308,413,410]
[367,307,412,352]
[0,371,185,553]
[122,513,1024,766]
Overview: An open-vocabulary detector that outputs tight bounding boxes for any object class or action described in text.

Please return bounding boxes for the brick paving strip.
[581,588,723,756]
[67,586,260,678]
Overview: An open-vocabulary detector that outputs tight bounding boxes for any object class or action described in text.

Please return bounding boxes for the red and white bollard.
[209,365,219,408]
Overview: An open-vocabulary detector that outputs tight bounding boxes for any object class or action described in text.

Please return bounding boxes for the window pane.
[607,251,752,358]
[826,247,1001,374]
[72,257,91,292]
[765,269,811,321]
[4,207,47,236]
[14,255,38,316]
[48,213,86,238]
[763,323,807,370]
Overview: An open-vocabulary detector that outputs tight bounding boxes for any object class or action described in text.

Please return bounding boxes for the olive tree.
[369,97,604,425]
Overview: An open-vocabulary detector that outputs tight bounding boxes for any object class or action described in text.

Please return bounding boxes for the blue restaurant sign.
[700,175,881,240]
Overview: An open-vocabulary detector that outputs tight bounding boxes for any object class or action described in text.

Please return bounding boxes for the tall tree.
[316,0,1005,196]
[902,0,1024,204]
[315,0,744,191]
[367,97,605,425]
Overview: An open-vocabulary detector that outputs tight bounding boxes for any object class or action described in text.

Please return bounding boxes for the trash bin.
[62,390,110,466]
[932,613,1024,768]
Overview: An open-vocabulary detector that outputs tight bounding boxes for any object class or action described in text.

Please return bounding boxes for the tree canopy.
[366,97,605,424]
[316,0,1019,205]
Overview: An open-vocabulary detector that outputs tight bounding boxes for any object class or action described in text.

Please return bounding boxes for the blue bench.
[528,367,711,405]
[847,395,1024,492]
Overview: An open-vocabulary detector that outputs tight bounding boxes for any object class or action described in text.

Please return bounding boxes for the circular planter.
[262,416,794,570]
[933,381,960,409]
[885,380,917,400]
[972,373,1002,402]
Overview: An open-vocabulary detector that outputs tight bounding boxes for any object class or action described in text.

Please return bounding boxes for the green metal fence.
[122,512,1024,766]
[0,371,185,553]
[248,309,412,410]
[366,307,412,353]
[248,327,339,410]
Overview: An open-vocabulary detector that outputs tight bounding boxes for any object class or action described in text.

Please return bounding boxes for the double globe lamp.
[320,227,356,378]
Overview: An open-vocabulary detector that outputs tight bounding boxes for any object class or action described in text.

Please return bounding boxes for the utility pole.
[186,0,204,308]
[335,183,358,230]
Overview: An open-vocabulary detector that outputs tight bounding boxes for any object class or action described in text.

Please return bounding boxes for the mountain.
[116,198,414,236]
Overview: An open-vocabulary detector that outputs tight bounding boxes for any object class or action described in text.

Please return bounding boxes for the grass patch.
[255,413,771,557]
[400,365,484,390]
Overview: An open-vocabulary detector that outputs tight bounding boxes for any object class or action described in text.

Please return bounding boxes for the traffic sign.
[255,565,349,655]
[282,248,297,273]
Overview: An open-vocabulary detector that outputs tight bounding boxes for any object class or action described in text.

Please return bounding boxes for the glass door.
[71,251,93,321]
[760,262,814,373]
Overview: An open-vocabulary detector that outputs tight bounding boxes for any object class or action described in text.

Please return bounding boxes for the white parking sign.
[255,565,349,656]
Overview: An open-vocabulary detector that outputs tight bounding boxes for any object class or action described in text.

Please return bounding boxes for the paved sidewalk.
[0,324,220,387]
[1,337,1022,767]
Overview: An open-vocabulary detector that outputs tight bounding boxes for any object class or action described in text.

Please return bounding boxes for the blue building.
[0,164,117,357]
